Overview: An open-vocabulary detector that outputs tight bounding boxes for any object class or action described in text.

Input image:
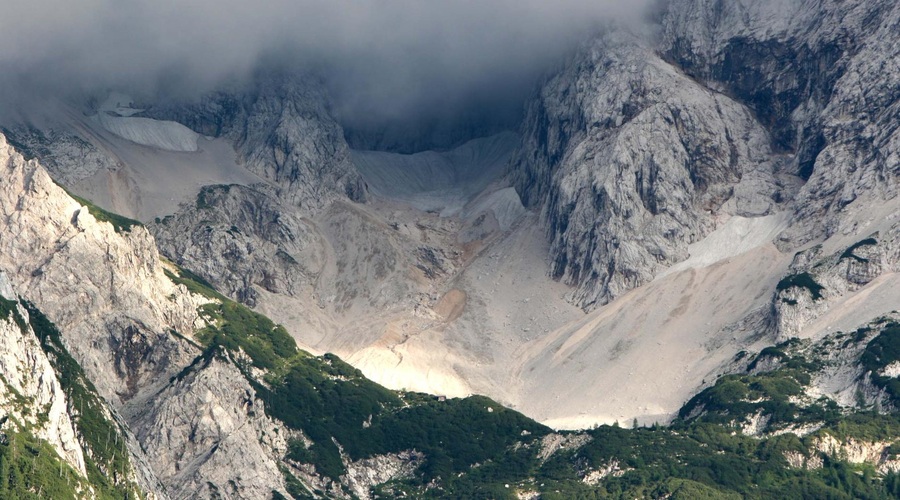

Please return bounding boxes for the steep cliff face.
[130,349,291,499]
[0,273,164,498]
[0,274,87,477]
[150,184,322,307]
[0,134,268,496]
[660,0,900,246]
[0,134,202,404]
[145,76,367,213]
[510,30,792,309]
[512,0,899,310]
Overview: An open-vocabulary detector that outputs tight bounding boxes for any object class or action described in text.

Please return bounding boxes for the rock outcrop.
[774,227,900,339]
[0,133,201,404]
[0,133,296,498]
[660,0,900,247]
[512,0,899,310]
[0,271,166,498]
[511,30,791,309]
[1,128,121,187]
[144,75,367,213]
[0,273,87,476]
[150,184,322,307]
[131,350,291,499]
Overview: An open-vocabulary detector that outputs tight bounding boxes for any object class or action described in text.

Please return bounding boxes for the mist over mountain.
[1,0,899,498]
[0,0,651,148]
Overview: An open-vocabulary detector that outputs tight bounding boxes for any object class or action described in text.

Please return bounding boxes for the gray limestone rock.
[512,0,899,310]
[144,76,367,213]
[511,30,787,309]
[0,134,202,405]
[150,184,322,307]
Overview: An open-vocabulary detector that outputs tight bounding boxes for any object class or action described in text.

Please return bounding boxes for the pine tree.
[0,451,10,497]
[9,451,23,498]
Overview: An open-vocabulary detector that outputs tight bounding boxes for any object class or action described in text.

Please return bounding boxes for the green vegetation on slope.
[23,301,142,500]
[0,428,83,500]
[61,189,142,234]
[196,301,297,370]
[861,323,900,406]
[163,265,226,302]
[164,263,296,369]
[840,237,878,263]
[252,353,549,482]
[680,341,838,430]
[540,423,893,500]
[0,296,27,333]
[195,184,236,210]
[776,272,825,301]
[366,413,899,499]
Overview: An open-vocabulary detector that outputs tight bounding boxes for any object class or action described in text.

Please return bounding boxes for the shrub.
[776,273,825,301]
[62,189,142,233]
[840,238,878,263]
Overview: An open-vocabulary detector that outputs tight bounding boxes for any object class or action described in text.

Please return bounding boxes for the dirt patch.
[434,288,467,322]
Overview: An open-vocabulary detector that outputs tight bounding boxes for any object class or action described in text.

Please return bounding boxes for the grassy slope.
[0,300,142,499]
[164,265,900,499]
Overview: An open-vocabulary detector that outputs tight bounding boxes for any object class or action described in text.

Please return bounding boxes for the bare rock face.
[0,272,168,499]
[660,0,900,247]
[341,450,424,500]
[131,350,291,500]
[0,273,87,476]
[774,226,900,340]
[0,133,317,498]
[511,30,789,309]
[144,75,367,213]
[0,133,201,405]
[1,128,121,186]
[513,0,899,310]
[150,184,323,307]
[813,435,900,475]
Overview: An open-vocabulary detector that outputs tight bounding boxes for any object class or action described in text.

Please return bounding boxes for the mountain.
[0,135,548,498]
[0,0,899,497]
[502,0,900,425]
[3,0,898,430]
[5,131,900,499]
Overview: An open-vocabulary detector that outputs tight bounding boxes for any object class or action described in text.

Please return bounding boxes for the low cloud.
[0,0,651,128]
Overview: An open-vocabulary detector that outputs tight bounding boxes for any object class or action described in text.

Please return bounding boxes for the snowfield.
[659,213,791,277]
[95,112,200,152]
[93,92,201,152]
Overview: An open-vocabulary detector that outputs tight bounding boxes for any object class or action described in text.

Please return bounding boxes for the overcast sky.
[0,0,652,124]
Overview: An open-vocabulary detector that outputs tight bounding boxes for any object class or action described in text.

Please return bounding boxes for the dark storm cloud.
[0,0,651,122]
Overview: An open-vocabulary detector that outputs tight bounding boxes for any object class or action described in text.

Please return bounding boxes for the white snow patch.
[93,93,199,152]
[659,212,790,277]
[94,112,200,152]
